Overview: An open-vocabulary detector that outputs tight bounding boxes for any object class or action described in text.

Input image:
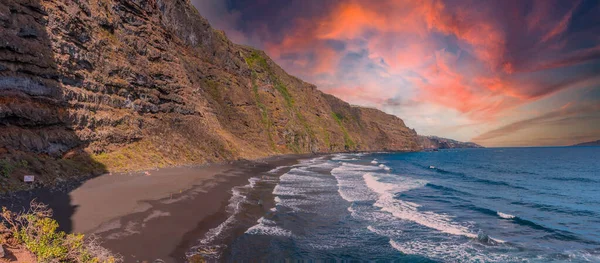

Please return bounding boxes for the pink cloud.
[540,1,579,43]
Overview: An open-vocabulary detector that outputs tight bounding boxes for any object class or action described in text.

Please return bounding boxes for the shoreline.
[0,153,319,262]
[0,150,416,200]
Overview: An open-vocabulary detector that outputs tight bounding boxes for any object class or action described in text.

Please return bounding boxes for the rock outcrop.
[418,136,483,150]
[0,0,420,191]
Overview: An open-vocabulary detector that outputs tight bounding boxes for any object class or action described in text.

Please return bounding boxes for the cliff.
[0,0,420,191]
[418,136,483,149]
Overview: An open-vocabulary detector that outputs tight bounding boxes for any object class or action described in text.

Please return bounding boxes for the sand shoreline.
[0,153,319,262]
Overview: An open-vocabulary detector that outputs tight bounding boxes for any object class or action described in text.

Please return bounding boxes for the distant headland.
[572,140,600,146]
[418,136,484,150]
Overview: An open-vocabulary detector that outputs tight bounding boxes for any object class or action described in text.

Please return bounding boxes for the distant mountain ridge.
[418,136,484,149]
[572,140,600,146]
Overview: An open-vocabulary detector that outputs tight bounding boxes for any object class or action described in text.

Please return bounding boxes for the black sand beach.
[0,154,315,262]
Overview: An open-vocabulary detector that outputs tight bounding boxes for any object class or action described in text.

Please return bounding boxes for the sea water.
[204,147,600,262]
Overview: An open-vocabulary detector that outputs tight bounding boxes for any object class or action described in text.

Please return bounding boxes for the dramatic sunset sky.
[191,0,600,147]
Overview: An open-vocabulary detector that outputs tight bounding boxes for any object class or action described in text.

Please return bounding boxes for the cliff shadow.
[0,0,107,232]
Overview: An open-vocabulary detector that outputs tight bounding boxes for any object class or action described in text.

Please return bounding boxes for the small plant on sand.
[1,200,122,263]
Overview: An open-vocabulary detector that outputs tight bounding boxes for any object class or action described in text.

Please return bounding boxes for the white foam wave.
[245,224,292,237]
[363,173,426,193]
[256,216,276,225]
[305,161,337,169]
[363,173,477,239]
[331,167,377,202]
[377,163,392,171]
[272,160,335,212]
[367,225,403,237]
[347,205,397,222]
[563,250,600,262]
[194,176,256,247]
[371,159,378,164]
[248,177,260,188]
[338,162,383,171]
[497,211,515,219]
[295,156,326,166]
[331,154,355,161]
[389,239,519,262]
[267,166,288,174]
[229,187,248,212]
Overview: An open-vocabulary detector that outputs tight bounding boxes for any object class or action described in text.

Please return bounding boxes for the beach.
[0,154,313,262]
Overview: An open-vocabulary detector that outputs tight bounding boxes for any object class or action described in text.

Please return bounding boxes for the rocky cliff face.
[418,136,483,149]
[0,0,420,191]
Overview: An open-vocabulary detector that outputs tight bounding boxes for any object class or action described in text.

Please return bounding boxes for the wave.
[272,159,339,213]
[539,232,599,245]
[189,174,259,258]
[510,201,598,217]
[366,225,404,238]
[244,216,292,237]
[362,173,480,239]
[331,153,363,161]
[378,164,392,171]
[430,167,463,176]
[497,211,515,219]
[460,204,511,220]
[461,204,577,236]
[331,154,352,161]
[427,166,529,190]
[267,166,288,174]
[363,173,426,194]
[245,224,292,237]
[330,163,391,202]
[389,239,518,263]
[331,167,378,202]
[463,205,592,244]
[340,162,383,171]
[543,176,600,183]
[248,177,260,188]
[425,183,475,197]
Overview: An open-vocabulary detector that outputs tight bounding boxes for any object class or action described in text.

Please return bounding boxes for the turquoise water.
[202,147,600,262]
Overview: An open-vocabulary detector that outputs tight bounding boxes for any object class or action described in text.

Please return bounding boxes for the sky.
[190,0,600,147]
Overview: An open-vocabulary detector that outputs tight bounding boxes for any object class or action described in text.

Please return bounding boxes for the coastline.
[0,154,318,262]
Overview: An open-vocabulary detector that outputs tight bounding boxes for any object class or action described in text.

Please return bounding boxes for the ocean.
[190,147,600,262]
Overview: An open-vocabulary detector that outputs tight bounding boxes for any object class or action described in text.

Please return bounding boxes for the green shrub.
[1,201,122,263]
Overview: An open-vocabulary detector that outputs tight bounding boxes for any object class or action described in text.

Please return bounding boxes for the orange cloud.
[316,3,386,40]
[414,53,515,120]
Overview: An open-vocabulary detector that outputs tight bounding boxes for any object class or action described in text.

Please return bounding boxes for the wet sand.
[89,155,309,262]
